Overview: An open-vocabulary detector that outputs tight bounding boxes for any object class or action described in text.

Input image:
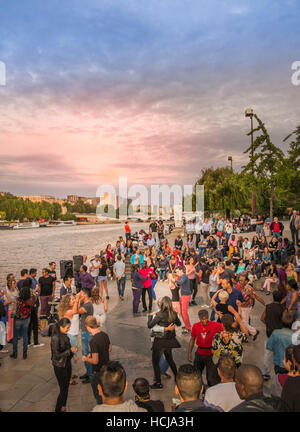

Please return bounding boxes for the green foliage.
[194,167,249,215]
[59,212,77,221]
[0,194,61,222]
[66,199,96,214]
[193,118,300,217]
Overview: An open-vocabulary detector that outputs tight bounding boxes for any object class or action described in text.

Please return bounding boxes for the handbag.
[216,231,223,237]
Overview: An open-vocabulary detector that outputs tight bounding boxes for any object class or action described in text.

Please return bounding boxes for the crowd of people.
[0,212,300,412]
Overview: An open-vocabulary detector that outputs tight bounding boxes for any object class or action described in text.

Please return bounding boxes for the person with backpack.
[10,280,34,359]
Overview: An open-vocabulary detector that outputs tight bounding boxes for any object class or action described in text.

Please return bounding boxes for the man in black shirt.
[38,268,55,318]
[83,316,111,404]
[260,290,284,380]
[133,378,165,412]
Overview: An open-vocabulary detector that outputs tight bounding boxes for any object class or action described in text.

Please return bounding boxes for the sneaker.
[150,382,163,389]
[142,309,148,312]
[33,343,45,348]
[23,352,27,359]
[10,352,17,359]
[82,377,91,384]
[162,373,172,379]
[0,349,8,353]
[253,330,260,341]
[182,329,190,335]
[80,374,88,380]
[201,304,210,308]
[262,374,271,381]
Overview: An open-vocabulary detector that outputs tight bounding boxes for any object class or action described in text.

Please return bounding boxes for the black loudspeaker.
[73,255,83,272]
[60,260,73,279]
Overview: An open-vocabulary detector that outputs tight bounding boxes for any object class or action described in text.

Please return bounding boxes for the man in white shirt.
[146,234,156,247]
[89,255,101,283]
[204,354,242,412]
[194,219,203,249]
[202,218,212,239]
[186,220,195,240]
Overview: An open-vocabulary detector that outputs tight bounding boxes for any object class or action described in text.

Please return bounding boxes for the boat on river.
[47,220,77,227]
[12,222,40,230]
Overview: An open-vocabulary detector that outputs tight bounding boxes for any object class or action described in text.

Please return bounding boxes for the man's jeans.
[262,341,273,376]
[68,334,78,367]
[198,247,206,258]
[117,275,126,297]
[81,331,93,376]
[90,372,103,404]
[159,269,167,281]
[154,353,169,381]
[272,232,281,239]
[13,318,30,354]
[209,292,216,321]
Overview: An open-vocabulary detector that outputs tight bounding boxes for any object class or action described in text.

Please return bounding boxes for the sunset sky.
[0,0,299,197]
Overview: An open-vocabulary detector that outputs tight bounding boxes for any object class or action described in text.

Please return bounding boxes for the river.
[0,223,148,285]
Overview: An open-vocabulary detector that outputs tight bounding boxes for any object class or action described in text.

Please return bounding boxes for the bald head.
[235,364,263,400]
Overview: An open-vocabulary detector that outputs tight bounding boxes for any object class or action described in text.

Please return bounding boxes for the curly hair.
[58,294,73,319]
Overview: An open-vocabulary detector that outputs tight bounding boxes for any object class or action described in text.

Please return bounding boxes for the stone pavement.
[0,223,292,412]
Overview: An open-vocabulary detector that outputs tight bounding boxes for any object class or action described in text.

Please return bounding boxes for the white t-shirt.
[204,382,242,412]
[68,314,80,336]
[93,302,105,316]
[90,260,100,277]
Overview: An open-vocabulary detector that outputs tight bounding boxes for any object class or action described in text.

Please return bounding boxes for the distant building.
[67,195,88,203]
[17,195,65,205]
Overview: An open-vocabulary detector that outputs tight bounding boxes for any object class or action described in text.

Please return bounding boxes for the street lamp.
[228,156,233,171]
[245,108,255,217]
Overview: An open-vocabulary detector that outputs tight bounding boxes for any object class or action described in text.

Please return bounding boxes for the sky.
[0,0,299,197]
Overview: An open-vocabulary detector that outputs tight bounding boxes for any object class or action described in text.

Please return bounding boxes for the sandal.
[70,379,78,385]
[72,374,78,379]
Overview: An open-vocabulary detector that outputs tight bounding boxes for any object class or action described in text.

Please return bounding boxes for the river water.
[0,223,148,285]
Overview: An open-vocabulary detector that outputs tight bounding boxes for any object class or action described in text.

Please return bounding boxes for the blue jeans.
[280,250,287,263]
[117,275,126,297]
[90,372,103,405]
[199,247,206,257]
[151,279,158,300]
[81,331,93,377]
[13,318,30,354]
[68,334,78,367]
[273,232,281,239]
[159,269,167,281]
[209,292,216,321]
[154,353,170,381]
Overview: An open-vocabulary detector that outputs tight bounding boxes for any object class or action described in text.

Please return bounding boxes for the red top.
[125,224,131,233]
[139,267,155,288]
[191,321,223,356]
[273,223,280,232]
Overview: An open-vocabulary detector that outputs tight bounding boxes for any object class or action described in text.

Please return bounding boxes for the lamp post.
[245,108,255,217]
[228,156,233,171]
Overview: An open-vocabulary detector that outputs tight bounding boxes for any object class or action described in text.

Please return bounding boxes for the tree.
[194,167,249,216]
[242,114,284,220]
